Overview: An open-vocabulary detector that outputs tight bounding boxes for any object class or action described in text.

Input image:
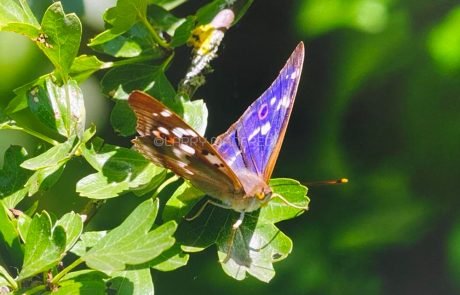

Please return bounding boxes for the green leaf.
[71,231,107,257]
[28,78,86,138]
[17,211,32,242]
[149,0,188,11]
[25,162,65,196]
[19,211,66,279]
[52,270,107,295]
[182,98,208,136]
[0,0,39,27]
[90,22,163,58]
[102,64,177,106]
[149,244,189,271]
[77,140,166,199]
[20,139,74,171]
[70,55,110,82]
[82,199,176,273]
[177,178,309,282]
[0,264,17,289]
[0,146,33,208]
[113,0,148,31]
[110,100,137,136]
[0,201,23,268]
[170,16,194,47]
[148,4,182,35]
[109,269,154,295]
[40,2,82,77]
[56,212,84,252]
[1,22,39,39]
[162,181,205,222]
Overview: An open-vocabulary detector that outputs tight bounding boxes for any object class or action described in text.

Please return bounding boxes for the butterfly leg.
[185,199,232,221]
[221,211,245,263]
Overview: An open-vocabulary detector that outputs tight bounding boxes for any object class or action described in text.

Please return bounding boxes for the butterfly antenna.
[303,178,349,186]
[270,193,309,210]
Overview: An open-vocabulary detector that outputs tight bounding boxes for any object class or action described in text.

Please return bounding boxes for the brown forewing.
[128,91,245,200]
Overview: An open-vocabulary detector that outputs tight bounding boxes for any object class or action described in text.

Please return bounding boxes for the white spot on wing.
[276,95,290,110]
[158,126,170,135]
[248,127,260,141]
[160,110,172,117]
[179,143,195,155]
[290,70,299,79]
[152,112,159,117]
[172,127,186,137]
[185,129,198,137]
[261,121,271,135]
[270,96,277,106]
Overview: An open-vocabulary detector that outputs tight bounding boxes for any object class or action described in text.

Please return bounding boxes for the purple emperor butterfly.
[129,42,306,228]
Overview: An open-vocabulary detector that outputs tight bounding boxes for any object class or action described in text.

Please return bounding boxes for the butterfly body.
[129,42,304,214]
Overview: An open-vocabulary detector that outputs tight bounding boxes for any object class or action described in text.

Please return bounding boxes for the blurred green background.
[1,0,460,294]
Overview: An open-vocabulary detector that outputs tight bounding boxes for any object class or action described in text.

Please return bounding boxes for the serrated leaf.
[162,181,205,222]
[40,2,82,77]
[82,199,176,273]
[0,201,23,268]
[110,100,137,136]
[177,178,309,282]
[19,211,66,279]
[56,212,83,252]
[28,78,86,138]
[20,138,74,170]
[0,146,33,208]
[109,269,154,295]
[77,140,166,199]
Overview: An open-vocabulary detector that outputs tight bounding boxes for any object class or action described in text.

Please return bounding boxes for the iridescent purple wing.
[214,42,304,181]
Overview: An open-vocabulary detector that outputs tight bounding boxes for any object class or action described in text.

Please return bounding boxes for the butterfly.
[128,42,305,229]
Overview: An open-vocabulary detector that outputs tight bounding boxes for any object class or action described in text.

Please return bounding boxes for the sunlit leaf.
[176,178,308,282]
[40,2,82,77]
[19,211,66,279]
[82,199,176,273]
[77,140,166,199]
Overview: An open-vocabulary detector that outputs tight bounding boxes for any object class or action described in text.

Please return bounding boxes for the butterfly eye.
[255,192,265,200]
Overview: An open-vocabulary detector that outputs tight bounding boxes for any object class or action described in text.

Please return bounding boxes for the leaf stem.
[139,14,170,49]
[1,123,59,145]
[50,257,84,284]
[109,55,157,68]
